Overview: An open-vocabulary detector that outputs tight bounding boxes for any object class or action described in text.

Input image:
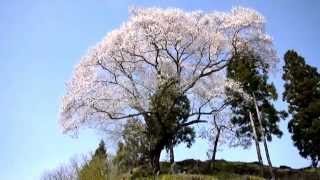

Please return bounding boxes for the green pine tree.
[113,119,150,173]
[226,49,286,178]
[79,140,108,180]
[282,50,320,167]
[226,50,285,142]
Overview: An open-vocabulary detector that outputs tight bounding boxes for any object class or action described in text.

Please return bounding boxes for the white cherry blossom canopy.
[60,7,277,133]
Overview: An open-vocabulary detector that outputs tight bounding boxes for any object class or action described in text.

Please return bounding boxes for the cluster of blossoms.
[60,7,277,133]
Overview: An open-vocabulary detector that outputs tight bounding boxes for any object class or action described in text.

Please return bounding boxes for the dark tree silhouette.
[226,49,286,178]
[283,50,320,167]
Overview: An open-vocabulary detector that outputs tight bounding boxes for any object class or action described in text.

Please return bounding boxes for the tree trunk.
[150,146,162,175]
[210,129,221,170]
[253,94,275,180]
[311,159,318,168]
[169,140,176,174]
[249,111,264,177]
[169,140,174,164]
[262,138,274,179]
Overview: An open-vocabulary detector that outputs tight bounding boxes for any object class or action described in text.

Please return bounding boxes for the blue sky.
[1,0,319,179]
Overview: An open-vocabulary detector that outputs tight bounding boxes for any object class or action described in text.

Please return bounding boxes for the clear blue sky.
[1,0,319,179]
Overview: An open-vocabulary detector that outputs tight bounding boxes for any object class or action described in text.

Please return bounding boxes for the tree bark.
[311,159,318,168]
[169,140,174,164]
[210,128,221,170]
[253,94,275,180]
[150,147,162,175]
[262,138,274,179]
[249,111,264,177]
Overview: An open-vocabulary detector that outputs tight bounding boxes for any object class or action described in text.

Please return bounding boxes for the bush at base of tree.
[112,119,150,173]
[78,140,109,180]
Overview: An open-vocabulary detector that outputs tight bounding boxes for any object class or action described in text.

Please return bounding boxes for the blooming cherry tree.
[59,7,277,172]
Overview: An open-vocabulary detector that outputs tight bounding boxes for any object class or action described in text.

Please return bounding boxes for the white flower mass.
[60,7,278,133]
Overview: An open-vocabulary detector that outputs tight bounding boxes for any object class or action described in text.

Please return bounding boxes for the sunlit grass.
[116,173,264,180]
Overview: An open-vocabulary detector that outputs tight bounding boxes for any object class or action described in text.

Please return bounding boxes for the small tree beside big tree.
[225,48,286,178]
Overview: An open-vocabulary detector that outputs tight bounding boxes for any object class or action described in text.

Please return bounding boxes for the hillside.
[124,159,320,180]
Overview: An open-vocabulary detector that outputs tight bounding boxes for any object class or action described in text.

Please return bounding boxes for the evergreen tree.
[147,77,195,172]
[79,140,108,180]
[113,119,149,172]
[94,140,108,160]
[226,49,286,178]
[227,50,284,141]
[113,78,195,174]
[282,50,320,167]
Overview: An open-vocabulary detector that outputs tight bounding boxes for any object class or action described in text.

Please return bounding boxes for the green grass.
[113,160,320,180]
[157,173,263,180]
[117,173,263,180]
[303,168,320,173]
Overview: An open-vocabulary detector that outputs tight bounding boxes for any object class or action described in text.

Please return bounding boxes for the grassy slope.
[120,159,320,180]
[117,173,262,180]
[159,159,320,180]
[145,174,261,180]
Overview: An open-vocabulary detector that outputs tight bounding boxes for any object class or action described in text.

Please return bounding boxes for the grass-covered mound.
[117,173,262,180]
[119,159,319,179]
[141,174,261,180]
[158,159,320,180]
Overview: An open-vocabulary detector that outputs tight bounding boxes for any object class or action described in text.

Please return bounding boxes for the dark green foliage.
[79,140,108,180]
[282,50,320,167]
[147,78,194,147]
[113,119,149,172]
[171,124,195,148]
[226,50,286,141]
[145,77,194,172]
[113,80,195,173]
[94,140,108,160]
